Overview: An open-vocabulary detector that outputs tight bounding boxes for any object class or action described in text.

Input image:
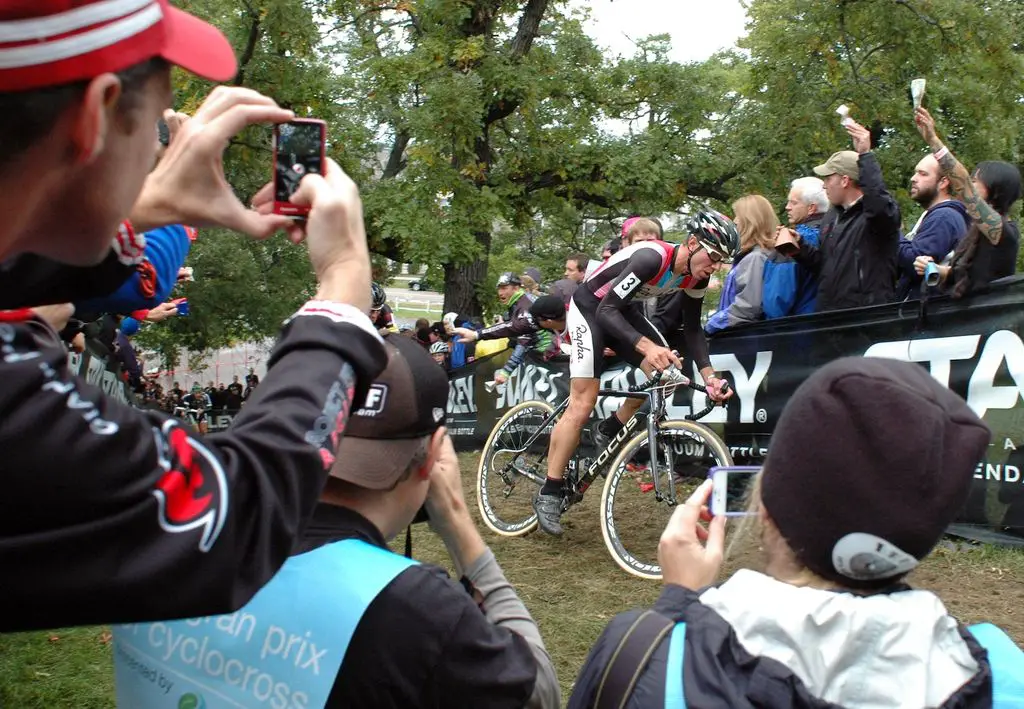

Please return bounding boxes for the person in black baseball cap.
[330,334,450,488]
[453,294,569,385]
[119,333,560,708]
[570,357,1023,709]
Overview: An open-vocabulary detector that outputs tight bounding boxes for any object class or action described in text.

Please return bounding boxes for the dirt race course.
[1,451,1023,708]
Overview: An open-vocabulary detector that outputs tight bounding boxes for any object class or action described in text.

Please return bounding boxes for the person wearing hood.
[896,153,970,299]
[569,356,1022,709]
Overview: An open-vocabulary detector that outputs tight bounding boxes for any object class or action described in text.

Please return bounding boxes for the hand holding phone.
[253,156,372,310]
[273,119,327,219]
[709,466,760,517]
[658,479,726,589]
[132,87,296,238]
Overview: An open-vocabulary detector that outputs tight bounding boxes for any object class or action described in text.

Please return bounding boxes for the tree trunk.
[440,0,551,319]
[443,229,492,318]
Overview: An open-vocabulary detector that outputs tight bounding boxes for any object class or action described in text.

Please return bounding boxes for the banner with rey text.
[446,277,1024,544]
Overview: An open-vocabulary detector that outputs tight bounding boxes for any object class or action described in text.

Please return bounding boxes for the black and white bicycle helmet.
[371,282,387,310]
[429,341,448,355]
[686,209,740,262]
[496,272,522,287]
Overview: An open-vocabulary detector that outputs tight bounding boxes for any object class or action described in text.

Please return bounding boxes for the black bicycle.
[476,369,733,579]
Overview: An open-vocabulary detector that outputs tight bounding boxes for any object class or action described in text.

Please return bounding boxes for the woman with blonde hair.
[570,357,1021,709]
[705,195,777,334]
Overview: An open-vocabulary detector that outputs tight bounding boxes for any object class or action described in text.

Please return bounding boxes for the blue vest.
[662,622,1024,708]
[112,539,417,709]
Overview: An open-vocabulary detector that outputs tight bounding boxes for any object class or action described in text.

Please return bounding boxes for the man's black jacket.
[0,304,385,631]
[795,152,901,311]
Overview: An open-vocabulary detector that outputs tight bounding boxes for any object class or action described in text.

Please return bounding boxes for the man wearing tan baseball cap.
[813,150,861,182]
[115,334,559,708]
[778,117,901,312]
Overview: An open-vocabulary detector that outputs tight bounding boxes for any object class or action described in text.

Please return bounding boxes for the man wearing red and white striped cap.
[0,1,390,632]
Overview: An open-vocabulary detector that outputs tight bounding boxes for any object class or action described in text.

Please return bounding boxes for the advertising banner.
[447,278,1024,543]
[68,344,136,406]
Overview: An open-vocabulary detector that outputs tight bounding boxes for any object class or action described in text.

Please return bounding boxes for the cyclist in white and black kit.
[534,210,739,536]
[182,383,213,434]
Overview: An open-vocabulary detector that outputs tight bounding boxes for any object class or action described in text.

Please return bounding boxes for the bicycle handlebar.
[627,367,731,421]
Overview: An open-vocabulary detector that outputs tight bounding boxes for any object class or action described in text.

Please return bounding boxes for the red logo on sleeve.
[152,421,228,553]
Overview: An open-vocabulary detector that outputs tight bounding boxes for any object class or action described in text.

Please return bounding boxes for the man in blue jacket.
[896,154,970,299]
[763,177,828,319]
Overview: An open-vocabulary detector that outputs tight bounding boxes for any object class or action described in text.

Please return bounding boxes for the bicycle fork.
[644,388,679,506]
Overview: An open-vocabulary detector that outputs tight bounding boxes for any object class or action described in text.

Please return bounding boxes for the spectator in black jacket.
[225,375,244,410]
[242,368,261,402]
[114,334,560,709]
[0,3,386,632]
[781,120,901,311]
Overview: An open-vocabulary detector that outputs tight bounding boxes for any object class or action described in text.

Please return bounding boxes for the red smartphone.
[272,119,327,218]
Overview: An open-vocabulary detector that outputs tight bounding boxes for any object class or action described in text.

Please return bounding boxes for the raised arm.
[915,107,1002,245]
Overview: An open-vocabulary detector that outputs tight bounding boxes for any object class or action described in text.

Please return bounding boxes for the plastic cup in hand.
[924,261,941,287]
[176,299,190,316]
[911,79,926,110]
[836,104,854,127]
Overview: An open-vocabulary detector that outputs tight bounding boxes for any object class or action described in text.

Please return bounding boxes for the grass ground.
[2,452,1023,707]
[391,306,443,322]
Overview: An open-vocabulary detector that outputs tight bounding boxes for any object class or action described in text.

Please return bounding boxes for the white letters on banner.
[481,351,774,426]
[864,330,1024,419]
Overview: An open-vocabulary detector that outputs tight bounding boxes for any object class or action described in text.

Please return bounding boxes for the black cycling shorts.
[566,299,667,379]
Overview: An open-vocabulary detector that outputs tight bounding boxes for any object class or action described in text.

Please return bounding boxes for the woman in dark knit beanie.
[569,357,1023,709]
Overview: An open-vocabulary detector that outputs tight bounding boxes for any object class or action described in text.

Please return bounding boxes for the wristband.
[290,300,383,344]
[933,146,949,161]
[112,220,146,266]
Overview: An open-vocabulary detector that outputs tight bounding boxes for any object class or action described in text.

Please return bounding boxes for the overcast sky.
[576,0,748,63]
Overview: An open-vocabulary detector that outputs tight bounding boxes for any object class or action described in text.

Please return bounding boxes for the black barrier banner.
[208,411,238,433]
[447,277,1024,543]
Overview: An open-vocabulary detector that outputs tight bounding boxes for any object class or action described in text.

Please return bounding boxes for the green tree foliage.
[731,0,1024,218]
[142,0,1024,358]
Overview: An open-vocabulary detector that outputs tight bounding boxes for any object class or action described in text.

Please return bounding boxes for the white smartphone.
[708,466,761,517]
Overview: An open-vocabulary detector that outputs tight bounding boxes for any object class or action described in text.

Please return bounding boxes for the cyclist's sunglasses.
[700,243,732,264]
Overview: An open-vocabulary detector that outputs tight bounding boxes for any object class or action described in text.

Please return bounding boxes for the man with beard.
[896,154,970,299]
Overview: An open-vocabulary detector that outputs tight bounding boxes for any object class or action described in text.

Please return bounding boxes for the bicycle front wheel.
[600,420,733,579]
[476,400,558,537]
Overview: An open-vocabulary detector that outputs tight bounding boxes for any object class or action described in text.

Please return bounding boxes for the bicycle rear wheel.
[600,420,733,579]
[476,400,558,536]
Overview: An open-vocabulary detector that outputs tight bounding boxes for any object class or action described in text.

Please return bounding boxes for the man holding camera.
[896,154,970,299]
[114,334,559,709]
[0,0,386,631]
